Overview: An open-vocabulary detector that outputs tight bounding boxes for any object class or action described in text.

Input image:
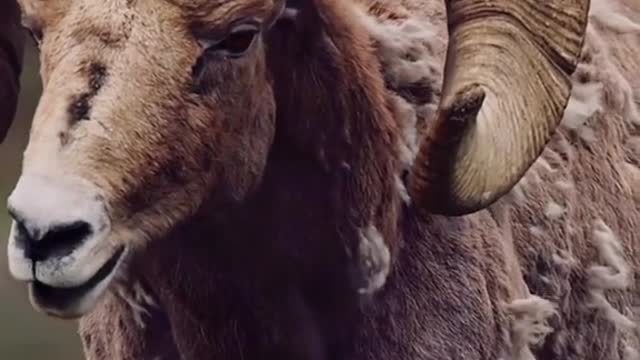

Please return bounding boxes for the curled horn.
[407,0,590,215]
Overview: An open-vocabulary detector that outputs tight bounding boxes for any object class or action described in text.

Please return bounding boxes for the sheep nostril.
[9,212,93,263]
[32,221,93,262]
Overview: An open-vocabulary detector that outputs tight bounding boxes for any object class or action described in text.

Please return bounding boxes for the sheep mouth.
[28,246,126,318]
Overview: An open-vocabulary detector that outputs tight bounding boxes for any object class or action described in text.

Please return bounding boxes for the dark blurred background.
[0,40,83,358]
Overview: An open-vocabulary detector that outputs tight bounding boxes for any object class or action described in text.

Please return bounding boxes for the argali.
[3,0,639,359]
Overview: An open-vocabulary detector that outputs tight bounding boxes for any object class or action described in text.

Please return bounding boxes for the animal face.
[7,0,284,318]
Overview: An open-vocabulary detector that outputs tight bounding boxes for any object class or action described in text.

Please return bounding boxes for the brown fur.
[12,0,640,359]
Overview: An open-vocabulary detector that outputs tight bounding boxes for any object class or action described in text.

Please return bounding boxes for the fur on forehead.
[19,0,284,27]
[166,0,283,22]
[17,0,68,26]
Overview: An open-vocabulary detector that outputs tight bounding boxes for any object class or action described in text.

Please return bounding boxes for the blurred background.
[0,40,83,358]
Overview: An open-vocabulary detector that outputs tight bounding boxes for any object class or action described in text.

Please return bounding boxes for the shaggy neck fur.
[85,2,406,358]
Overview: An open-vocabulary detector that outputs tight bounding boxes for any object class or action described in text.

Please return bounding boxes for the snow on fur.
[587,219,635,331]
[589,0,640,33]
[356,8,443,169]
[562,78,604,131]
[505,296,558,360]
[357,225,391,294]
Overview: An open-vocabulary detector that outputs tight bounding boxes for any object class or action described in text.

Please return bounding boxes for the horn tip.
[442,83,485,127]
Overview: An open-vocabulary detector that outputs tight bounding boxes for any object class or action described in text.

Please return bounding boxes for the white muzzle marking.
[6,173,124,317]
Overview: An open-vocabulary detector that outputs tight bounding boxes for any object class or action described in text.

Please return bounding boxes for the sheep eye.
[215,26,259,57]
[198,23,260,59]
[191,22,261,93]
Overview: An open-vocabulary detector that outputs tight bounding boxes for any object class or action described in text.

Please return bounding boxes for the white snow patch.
[357,225,391,295]
[356,8,443,169]
[544,201,566,220]
[589,0,640,33]
[529,226,546,238]
[562,80,604,131]
[554,180,574,191]
[625,345,640,360]
[587,219,635,330]
[505,296,558,360]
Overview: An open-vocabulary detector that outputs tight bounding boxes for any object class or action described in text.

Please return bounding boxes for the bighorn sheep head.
[4,0,589,319]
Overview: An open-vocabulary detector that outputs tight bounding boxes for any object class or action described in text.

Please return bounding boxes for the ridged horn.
[407,0,590,215]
